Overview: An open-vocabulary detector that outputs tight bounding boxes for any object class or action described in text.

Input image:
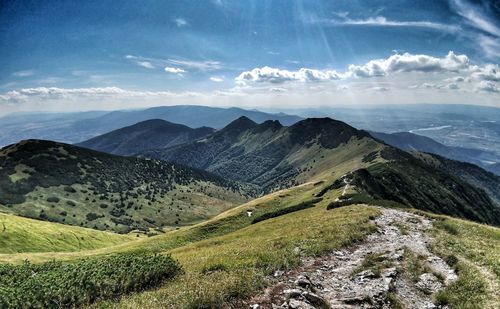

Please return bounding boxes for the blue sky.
[0,0,499,115]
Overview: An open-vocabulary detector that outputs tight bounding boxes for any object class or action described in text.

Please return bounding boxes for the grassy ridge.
[425,212,500,308]
[112,205,379,308]
[0,212,137,254]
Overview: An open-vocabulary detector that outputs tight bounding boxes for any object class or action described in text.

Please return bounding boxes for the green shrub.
[0,252,181,308]
[434,220,460,235]
[63,186,77,193]
[46,196,60,203]
[201,263,228,274]
[86,212,101,221]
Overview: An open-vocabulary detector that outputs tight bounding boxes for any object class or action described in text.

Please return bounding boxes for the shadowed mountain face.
[142,117,370,192]
[77,119,214,156]
[370,131,499,174]
[0,140,252,233]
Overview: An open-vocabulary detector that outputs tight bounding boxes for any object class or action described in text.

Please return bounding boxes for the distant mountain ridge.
[0,106,303,147]
[77,119,215,156]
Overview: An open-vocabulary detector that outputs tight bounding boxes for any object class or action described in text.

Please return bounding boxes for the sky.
[0,0,499,115]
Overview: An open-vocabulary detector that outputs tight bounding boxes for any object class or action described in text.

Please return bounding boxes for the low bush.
[63,186,77,193]
[434,220,460,235]
[0,252,181,308]
[46,196,60,203]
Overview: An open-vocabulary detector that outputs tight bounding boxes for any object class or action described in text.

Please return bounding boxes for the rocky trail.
[248,207,458,309]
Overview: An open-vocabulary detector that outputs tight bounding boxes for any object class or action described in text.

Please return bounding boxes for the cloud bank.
[1,51,498,115]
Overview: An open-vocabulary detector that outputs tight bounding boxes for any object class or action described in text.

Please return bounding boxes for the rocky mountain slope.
[0,140,252,233]
[77,119,214,156]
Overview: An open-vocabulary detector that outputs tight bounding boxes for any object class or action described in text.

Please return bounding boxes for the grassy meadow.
[0,212,138,254]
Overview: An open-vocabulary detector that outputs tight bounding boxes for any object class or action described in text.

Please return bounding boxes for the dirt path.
[248,207,457,309]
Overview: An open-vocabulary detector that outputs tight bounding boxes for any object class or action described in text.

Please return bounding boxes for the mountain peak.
[254,119,283,132]
[290,117,369,149]
[221,116,258,132]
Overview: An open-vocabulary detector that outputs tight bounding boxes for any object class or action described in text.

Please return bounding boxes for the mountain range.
[2,110,500,308]
[139,116,500,225]
[0,106,302,147]
[3,115,499,229]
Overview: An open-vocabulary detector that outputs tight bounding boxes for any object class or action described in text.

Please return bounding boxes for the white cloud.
[347,51,470,77]
[0,87,203,103]
[173,18,188,27]
[450,0,500,59]
[136,61,154,69]
[125,54,223,72]
[269,87,287,93]
[308,14,459,33]
[164,67,186,74]
[410,83,439,89]
[410,82,461,90]
[236,66,343,84]
[12,70,35,77]
[237,51,474,85]
[451,0,500,37]
[471,64,500,81]
[371,86,389,92]
[209,77,224,82]
[444,76,470,83]
[476,35,500,59]
[167,59,222,71]
[125,55,155,69]
[476,81,499,93]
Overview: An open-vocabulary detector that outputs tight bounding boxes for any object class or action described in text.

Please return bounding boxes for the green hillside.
[0,212,137,254]
[0,140,252,233]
